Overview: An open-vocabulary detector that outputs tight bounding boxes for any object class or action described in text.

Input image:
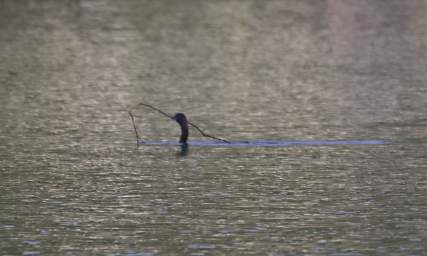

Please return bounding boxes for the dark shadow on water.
[177,143,189,157]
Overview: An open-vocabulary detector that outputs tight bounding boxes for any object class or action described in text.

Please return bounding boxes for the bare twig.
[137,102,173,120]
[128,111,140,145]
[187,121,230,143]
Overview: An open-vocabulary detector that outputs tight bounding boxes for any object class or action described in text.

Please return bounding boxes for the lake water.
[1,1,427,255]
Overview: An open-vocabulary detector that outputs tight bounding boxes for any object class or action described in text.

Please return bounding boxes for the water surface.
[1,1,427,255]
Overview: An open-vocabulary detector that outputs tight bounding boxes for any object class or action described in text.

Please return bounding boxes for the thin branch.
[137,102,173,120]
[128,111,141,144]
[187,121,230,143]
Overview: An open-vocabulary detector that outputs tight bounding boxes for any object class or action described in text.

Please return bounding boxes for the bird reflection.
[177,143,189,157]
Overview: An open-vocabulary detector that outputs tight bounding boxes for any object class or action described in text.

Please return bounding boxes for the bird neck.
[175,113,189,144]
[179,124,188,144]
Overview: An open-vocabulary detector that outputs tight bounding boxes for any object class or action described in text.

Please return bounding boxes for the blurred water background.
[1,0,427,255]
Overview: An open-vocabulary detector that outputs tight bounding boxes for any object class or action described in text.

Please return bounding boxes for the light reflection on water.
[138,139,389,147]
[1,0,427,255]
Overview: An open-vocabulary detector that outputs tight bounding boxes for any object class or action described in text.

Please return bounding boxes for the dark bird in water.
[174,113,189,144]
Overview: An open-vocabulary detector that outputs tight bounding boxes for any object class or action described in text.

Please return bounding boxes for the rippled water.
[1,1,427,255]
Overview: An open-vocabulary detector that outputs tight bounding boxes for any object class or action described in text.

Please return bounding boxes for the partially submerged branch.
[187,121,229,143]
[128,111,140,145]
